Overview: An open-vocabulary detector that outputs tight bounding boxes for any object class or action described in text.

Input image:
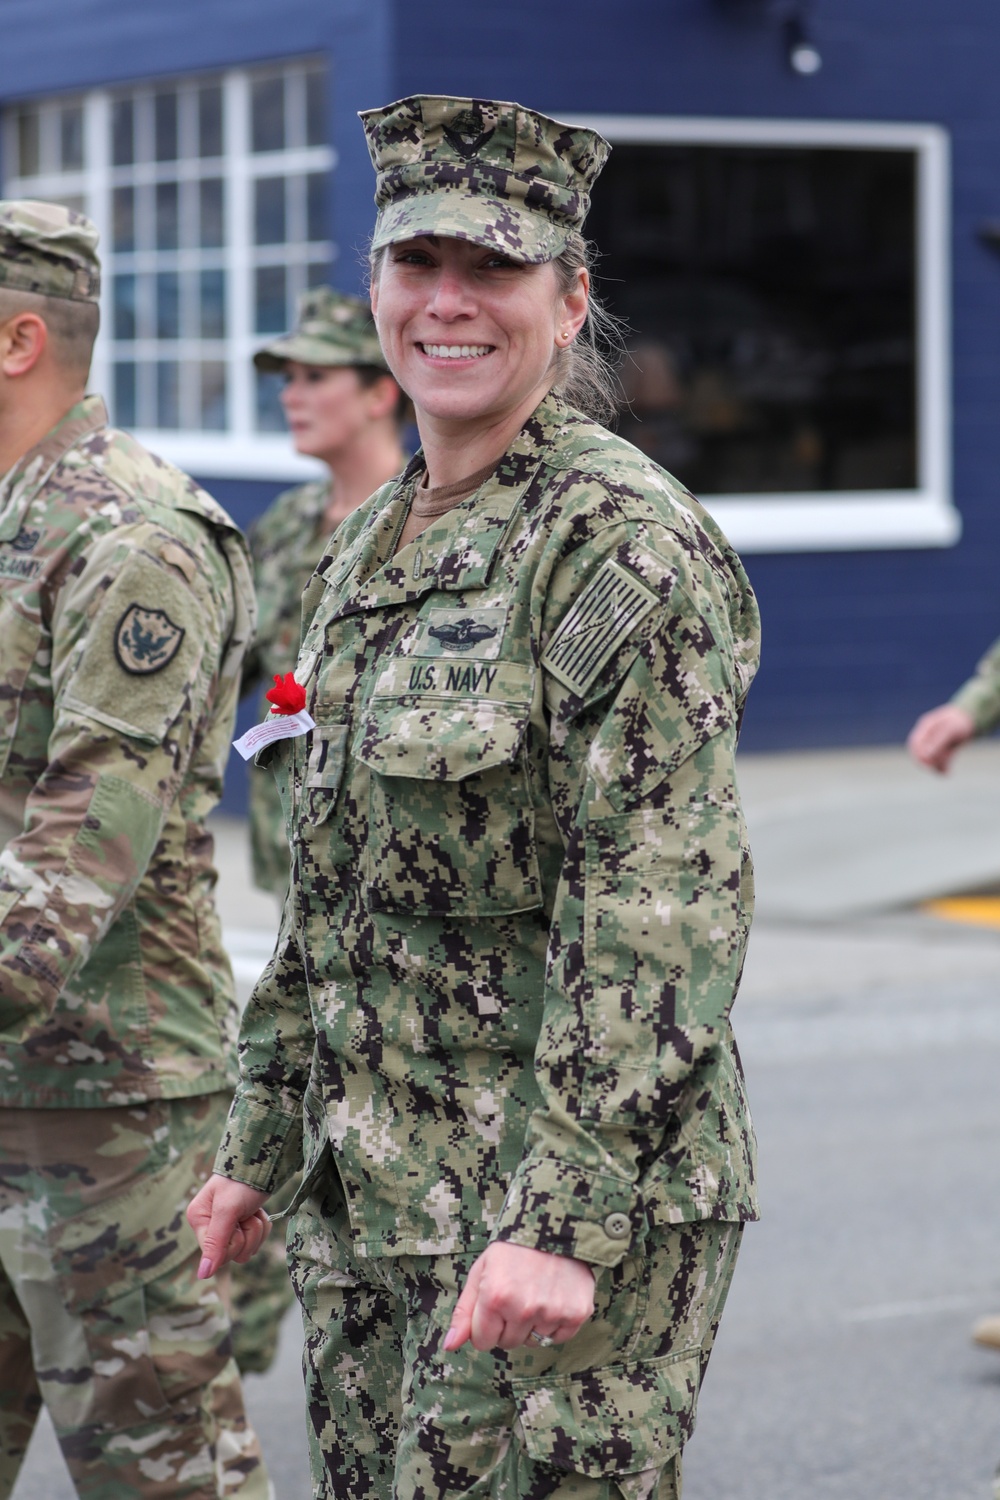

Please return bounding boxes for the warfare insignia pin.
[428,616,499,652]
[114,604,186,675]
[412,606,507,659]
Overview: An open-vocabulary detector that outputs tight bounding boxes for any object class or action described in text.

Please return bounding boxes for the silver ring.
[529,1331,555,1348]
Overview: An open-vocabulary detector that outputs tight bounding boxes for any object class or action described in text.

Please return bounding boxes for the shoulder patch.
[114,604,186,675]
[542,559,659,698]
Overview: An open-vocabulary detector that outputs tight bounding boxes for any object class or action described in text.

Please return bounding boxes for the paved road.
[684,908,1000,1500]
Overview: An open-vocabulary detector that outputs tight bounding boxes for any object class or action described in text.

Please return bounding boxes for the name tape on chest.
[232,708,316,761]
[0,552,41,582]
[542,560,660,697]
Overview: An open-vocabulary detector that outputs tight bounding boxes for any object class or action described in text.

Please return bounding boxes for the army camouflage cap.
[0,199,101,303]
[359,95,610,264]
[253,286,388,373]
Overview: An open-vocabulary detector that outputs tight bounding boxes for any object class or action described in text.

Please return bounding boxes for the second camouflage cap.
[0,199,101,302]
[360,95,610,264]
[254,287,388,372]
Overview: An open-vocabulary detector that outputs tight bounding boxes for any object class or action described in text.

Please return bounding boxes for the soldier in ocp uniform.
[191,97,761,1500]
[0,202,270,1499]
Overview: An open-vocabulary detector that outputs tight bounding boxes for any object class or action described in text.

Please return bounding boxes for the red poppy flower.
[265,672,306,715]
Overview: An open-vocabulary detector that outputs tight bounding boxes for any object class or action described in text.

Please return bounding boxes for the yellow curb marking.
[922,896,1000,929]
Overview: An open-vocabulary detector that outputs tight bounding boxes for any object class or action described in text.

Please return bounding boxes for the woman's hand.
[443,1241,596,1353]
[187,1173,272,1278]
[907,704,976,773]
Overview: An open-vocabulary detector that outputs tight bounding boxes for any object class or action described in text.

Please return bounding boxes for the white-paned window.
[2,60,334,480]
[574,116,954,554]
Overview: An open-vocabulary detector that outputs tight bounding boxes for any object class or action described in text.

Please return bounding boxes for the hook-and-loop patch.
[541,559,659,698]
[113,604,186,675]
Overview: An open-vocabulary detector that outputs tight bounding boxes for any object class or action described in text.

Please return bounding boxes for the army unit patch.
[542,559,659,697]
[114,604,186,674]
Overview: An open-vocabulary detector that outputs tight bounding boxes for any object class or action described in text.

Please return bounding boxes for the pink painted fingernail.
[197,1257,213,1279]
[443,1328,459,1350]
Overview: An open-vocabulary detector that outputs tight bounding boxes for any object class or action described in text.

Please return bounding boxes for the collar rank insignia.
[427,616,499,652]
[114,604,186,675]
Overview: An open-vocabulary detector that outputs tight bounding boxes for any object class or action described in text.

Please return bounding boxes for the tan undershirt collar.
[395,459,497,554]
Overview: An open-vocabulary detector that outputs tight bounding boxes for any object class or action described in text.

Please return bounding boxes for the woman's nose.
[427,269,476,320]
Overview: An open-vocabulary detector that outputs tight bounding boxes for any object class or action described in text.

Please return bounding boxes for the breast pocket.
[356,697,542,918]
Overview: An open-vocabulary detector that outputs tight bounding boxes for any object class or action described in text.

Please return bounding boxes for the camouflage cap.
[0,200,101,303]
[359,95,610,264]
[253,287,388,373]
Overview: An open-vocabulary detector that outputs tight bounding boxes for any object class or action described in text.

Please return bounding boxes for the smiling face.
[369,236,588,449]
[279,362,394,466]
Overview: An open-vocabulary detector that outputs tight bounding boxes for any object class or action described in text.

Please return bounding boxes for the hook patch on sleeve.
[542,560,659,697]
[113,605,186,675]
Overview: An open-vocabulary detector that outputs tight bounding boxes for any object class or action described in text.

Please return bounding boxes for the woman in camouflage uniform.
[192,95,761,1500]
[245,288,407,895]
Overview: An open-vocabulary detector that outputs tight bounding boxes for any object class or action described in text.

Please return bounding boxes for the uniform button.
[603,1212,630,1240]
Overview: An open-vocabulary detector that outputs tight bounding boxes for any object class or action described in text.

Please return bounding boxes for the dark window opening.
[587,144,918,495]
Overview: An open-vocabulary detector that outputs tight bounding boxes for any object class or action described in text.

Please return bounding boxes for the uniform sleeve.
[212,905,312,1192]
[491,530,754,1266]
[949,635,1000,732]
[0,524,234,1037]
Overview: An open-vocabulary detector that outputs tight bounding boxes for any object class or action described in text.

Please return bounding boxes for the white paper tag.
[232,709,316,762]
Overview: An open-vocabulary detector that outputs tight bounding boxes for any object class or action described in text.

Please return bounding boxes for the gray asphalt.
[14,743,1000,1499]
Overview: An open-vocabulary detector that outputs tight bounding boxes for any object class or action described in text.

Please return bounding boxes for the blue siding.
[4,0,1000,759]
[388,0,1000,749]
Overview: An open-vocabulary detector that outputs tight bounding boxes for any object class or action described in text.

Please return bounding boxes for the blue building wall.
[3,0,1000,764]
[387,0,1000,751]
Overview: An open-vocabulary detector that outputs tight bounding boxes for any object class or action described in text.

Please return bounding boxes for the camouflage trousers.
[287,1176,742,1500]
[0,1095,272,1500]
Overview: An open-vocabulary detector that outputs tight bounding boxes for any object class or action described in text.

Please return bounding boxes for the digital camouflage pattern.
[0,1095,270,1500]
[289,1177,741,1500]
[253,286,388,374]
[219,390,759,1494]
[0,395,255,1103]
[948,634,1000,732]
[0,199,101,302]
[360,96,610,263]
[218,389,760,1262]
[244,478,333,893]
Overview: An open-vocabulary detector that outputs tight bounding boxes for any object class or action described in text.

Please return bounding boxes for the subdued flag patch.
[542,559,659,697]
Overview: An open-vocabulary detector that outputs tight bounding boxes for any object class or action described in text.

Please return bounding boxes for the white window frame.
[569,115,956,554]
[3,64,334,484]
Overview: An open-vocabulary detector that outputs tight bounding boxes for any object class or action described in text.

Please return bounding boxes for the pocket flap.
[358,700,528,782]
[512,1352,700,1477]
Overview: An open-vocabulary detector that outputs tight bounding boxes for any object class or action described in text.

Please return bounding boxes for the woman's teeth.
[421,344,491,359]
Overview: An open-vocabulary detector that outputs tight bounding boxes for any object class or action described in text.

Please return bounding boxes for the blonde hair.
[549,232,624,426]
